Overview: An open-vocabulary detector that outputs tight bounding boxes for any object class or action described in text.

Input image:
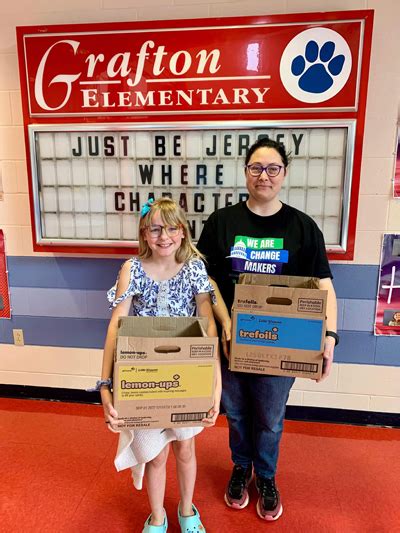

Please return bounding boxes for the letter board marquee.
[16,11,374,258]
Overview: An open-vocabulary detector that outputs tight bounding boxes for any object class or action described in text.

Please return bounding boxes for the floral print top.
[107,257,215,316]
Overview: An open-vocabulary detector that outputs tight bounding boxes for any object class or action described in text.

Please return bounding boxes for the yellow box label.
[117,363,214,400]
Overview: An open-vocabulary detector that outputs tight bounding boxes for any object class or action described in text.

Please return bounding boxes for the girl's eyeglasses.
[146,224,181,238]
[246,163,284,178]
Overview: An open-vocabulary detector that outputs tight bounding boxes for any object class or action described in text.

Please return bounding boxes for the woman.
[197,137,338,522]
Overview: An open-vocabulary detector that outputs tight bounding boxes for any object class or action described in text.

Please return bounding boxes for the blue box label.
[235,313,323,351]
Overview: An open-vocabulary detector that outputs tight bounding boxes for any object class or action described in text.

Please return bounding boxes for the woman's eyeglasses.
[146,224,181,238]
[246,163,284,178]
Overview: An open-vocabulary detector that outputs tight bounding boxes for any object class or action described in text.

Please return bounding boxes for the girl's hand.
[202,399,220,427]
[221,319,231,360]
[100,387,121,432]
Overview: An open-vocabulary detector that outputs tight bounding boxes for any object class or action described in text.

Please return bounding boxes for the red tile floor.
[1,397,399,532]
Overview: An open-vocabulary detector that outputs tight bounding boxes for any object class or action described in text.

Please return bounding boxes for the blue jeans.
[221,359,295,479]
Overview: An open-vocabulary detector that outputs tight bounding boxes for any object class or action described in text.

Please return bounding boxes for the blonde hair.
[138,198,204,263]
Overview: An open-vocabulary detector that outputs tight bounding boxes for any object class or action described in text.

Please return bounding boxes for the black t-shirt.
[197,201,332,309]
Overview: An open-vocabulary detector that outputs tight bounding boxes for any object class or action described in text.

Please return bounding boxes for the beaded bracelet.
[86,378,113,392]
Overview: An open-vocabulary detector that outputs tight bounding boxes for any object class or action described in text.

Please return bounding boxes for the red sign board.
[17,13,371,119]
[16,12,374,258]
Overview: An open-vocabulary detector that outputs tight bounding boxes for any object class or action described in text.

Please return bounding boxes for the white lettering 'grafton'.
[126,40,221,88]
[35,40,81,111]
[34,39,222,110]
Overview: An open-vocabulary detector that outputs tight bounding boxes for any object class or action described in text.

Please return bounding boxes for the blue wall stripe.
[87,291,113,319]
[342,299,376,332]
[8,256,124,290]
[8,257,379,297]
[10,287,111,320]
[375,337,400,366]
[11,288,376,332]
[9,287,30,315]
[334,331,377,365]
[2,316,400,368]
[330,264,379,299]
[4,257,399,368]
[1,316,108,349]
[337,299,344,331]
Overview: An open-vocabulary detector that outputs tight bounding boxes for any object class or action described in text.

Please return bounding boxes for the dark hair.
[245,137,291,167]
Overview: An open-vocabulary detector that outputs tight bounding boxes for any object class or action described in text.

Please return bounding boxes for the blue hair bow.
[140,198,155,218]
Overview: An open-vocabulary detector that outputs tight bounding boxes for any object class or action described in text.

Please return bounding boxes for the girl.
[99,198,221,533]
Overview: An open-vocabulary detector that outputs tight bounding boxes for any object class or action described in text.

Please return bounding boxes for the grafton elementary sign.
[16,13,373,257]
[17,13,371,117]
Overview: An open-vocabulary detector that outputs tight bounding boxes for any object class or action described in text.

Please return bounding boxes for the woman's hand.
[100,387,121,432]
[317,335,335,382]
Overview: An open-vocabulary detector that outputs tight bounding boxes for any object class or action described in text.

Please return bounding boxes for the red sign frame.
[16,11,374,258]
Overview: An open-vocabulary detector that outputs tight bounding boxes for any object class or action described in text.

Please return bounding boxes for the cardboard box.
[230,274,327,379]
[113,316,218,429]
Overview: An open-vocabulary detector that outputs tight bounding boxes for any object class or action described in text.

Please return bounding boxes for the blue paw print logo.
[291,40,345,94]
[280,28,352,104]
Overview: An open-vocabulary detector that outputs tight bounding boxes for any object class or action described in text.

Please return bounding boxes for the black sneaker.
[255,476,283,521]
[224,465,253,509]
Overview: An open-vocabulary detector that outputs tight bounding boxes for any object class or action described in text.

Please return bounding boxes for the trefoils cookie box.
[230,274,328,379]
[113,316,218,429]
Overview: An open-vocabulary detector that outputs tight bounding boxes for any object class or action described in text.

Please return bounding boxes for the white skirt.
[114,426,204,490]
